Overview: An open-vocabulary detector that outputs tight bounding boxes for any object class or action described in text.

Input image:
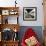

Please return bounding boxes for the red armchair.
[21,28,41,46]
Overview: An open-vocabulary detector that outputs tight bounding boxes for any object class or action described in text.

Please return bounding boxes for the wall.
[18,0,44,26]
[0,0,44,26]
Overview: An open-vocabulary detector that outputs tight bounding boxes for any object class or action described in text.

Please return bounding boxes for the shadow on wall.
[18,26,43,44]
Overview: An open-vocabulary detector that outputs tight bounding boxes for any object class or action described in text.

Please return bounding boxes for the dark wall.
[18,26,44,43]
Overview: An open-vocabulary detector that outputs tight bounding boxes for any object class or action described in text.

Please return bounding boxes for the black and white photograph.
[23,7,37,21]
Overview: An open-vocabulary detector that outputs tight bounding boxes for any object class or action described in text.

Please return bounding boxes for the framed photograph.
[9,10,18,15]
[2,16,8,24]
[23,7,37,21]
[2,10,9,15]
[2,16,18,24]
[1,28,13,41]
[8,16,18,24]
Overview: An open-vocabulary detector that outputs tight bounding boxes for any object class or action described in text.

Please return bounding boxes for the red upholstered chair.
[21,28,41,46]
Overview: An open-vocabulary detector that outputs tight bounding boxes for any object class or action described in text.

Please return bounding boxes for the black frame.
[23,7,37,21]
